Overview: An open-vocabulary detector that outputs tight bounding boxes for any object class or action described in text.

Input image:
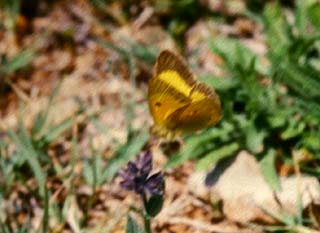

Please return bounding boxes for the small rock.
[208,151,320,224]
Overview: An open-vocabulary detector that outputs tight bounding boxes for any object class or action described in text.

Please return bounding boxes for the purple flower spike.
[145,172,164,195]
[138,151,152,175]
[118,151,164,196]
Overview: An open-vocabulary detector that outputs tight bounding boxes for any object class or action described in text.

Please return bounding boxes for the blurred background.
[1,0,320,232]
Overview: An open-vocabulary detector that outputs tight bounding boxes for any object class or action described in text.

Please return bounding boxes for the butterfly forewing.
[149,51,192,126]
[148,75,190,124]
[155,50,195,86]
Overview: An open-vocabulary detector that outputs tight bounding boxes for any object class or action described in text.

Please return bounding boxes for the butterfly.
[148,50,221,139]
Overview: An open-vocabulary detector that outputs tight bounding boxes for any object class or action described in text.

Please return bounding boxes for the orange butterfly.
[148,50,221,139]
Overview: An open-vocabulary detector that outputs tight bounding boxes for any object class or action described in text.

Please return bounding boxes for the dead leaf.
[65,195,82,233]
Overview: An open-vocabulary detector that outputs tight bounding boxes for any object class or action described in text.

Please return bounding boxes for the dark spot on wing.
[155,102,161,107]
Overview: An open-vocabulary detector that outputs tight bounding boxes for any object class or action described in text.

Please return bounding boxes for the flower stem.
[143,215,152,233]
[140,192,152,233]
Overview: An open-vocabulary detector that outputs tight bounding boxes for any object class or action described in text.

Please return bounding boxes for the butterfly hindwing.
[167,97,221,133]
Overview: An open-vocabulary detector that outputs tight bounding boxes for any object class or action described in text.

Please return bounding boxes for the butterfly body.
[148,50,221,138]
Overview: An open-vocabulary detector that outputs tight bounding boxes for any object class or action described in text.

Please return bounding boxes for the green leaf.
[131,44,157,65]
[208,36,256,72]
[267,110,288,128]
[245,124,266,153]
[295,0,316,34]
[302,132,320,150]
[0,49,35,74]
[83,159,94,186]
[83,145,104,188]
[308,3,320,30]
[126,215,145,233]
[42,185,49,233]
[260,149,281,191]
[31,80,62,138]
[8,129,46,197]
[166,122,234,169]
[0,146,15,191]
[276,61,320,99]
[281,121,305,140]
[90,117,109,134]
[196,142,239,170]
[1,0,21,30]
[263,2,290,57]
[38,117,74,147]
[145,195,164,217]
[198,75,237,91]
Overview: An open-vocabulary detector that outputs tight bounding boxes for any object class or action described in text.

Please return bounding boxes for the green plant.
[0,0,21,30]
[119,151,165,233]
[166,1,320,196]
